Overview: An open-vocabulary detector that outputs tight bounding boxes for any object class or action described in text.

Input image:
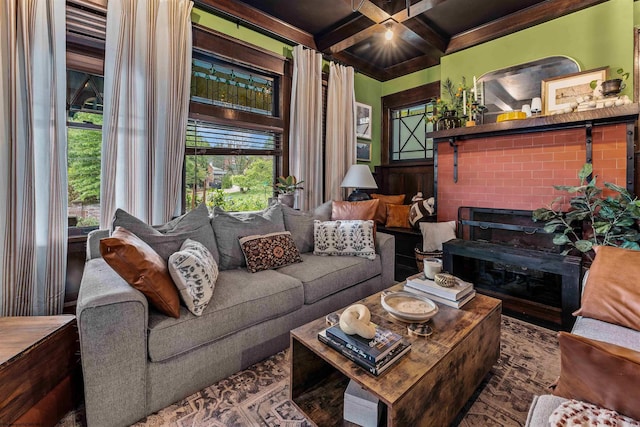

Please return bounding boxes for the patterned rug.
[57,315,560,427]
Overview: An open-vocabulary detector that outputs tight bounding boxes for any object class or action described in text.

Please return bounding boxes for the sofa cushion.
[554,332,640,421]
[549,399,640,426]
[571,316,640,352]
[331,199,379,221]
[281,201,332,253]
[385,204,411,228]
[313,220,376,260]
[147,268,303,362]
[239,231,302,273]
[574,245,640,332]
[419,221,457,251]
[371,194,405,225]
[100,227,180,318]
[277,252,381,304]
[168,239,218,316]
[211,204,285,270]
[112,203,219,264]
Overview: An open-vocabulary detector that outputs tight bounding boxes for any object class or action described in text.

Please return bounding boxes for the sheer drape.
[325,62,356,202]
[100,0,193,229]
[289,45,323,211]
[0,0,68,315]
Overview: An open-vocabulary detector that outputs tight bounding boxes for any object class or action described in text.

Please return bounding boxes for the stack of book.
[317,323,411,376]
[404,273,476,308]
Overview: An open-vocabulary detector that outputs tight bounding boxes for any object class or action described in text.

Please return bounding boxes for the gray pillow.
[211,203,286,270]
[112,203,219,263]
[281,201,332,253]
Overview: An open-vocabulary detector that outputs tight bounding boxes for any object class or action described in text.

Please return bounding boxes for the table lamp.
[341,164,378,201]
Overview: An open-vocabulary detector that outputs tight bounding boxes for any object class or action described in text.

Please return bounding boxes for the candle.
[463,90,466,115]
[473,76,478,101]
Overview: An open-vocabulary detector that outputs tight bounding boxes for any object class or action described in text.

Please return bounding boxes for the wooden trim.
[381,82,440,164]
[193,24,287,76]
[66,51,103,75]
[193,0,316,49]
[446,0,608,54]
[189,102,284,132]
[635,26,640,104]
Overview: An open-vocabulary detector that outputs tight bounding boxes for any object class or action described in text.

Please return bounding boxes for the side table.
[0,315,82,426]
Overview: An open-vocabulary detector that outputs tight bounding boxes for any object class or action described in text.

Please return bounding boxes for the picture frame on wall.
[356,102,372,140]
[541,67,607,115]
[356,142,371,162]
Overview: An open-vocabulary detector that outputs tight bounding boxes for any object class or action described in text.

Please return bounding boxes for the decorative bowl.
[381,291,438,322]
[434,273,457,288]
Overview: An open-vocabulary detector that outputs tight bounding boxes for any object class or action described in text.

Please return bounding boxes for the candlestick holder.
[471,102,487,125]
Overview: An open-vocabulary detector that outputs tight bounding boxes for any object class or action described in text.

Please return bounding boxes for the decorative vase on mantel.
[436,110,462,131]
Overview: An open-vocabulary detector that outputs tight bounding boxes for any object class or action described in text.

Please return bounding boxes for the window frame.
[381,81,440,165]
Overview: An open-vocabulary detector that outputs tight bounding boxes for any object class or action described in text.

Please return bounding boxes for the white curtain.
[0,1,68,315]
[289,45,323,211]
[325,62,356,202]
[100,0,193,229]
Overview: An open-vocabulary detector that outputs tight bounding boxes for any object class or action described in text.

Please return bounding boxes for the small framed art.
[356,142,371,162]
[541,67,607,115]
[356,102,372,140]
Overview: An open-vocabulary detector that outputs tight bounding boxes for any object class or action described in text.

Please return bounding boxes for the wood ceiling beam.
[383,54,440,78]
[390,0,447,23]
[401,18,447,54]
[194,0,317,49]
[331,50,391,81]
[446,0,609,54]
[315,15,373,52]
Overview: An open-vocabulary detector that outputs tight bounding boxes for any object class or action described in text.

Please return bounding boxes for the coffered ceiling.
[196,0,608,81]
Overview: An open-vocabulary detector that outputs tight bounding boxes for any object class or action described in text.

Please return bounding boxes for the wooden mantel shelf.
[426,104,640,141]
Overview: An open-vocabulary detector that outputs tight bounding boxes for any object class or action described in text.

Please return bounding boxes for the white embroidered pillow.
[313,220,376,260]
[168,239,218,316]
[419,221,457,252]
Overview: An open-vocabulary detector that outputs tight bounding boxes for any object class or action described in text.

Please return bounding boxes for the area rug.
[57,315,560,427]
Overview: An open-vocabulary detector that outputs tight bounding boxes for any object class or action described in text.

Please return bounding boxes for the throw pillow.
[112,203,219,264]
[168,239,218,316]
[100,226,180,318]
[280,201,333,253]
[409,197,435,229]
[313,220,376,260]
[211,203,286,270]
[549,400,640,426]
[574,245,640,331]
[419,221,457,251]
[554,332,640,421]
[331,199,379,221]
[385,204,411,228]
[239,231,303,273]
[371,194,405,225]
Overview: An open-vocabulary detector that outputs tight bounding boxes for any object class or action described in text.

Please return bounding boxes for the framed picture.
[541,67,607,114]
[356,142,371,162]
[356,102,372,140]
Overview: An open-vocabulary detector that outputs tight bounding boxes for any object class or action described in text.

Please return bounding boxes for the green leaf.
[621,241,640,250]
[553,234,571,245]
[578,163,593,182]
[544,222,564,233]
[574,240,594,253]
[593,222,612,234]
[532,208,558,222]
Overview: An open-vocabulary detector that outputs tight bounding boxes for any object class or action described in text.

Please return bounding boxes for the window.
[381,82,439,164]
[67,70,104,227]
[186,26,289,213]
[390,102,436,161]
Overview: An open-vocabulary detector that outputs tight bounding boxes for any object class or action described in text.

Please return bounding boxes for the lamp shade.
[340,165,378,189]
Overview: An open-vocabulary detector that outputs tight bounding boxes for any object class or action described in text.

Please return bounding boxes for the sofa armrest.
[376,231,395,286]
[76,258,149,427]
[86,228,110,260]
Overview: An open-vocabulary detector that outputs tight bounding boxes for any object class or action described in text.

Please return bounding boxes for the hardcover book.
[403,285,477,309]
[318,329,411,376]
[326,323,403,364]
[405,273,474,301]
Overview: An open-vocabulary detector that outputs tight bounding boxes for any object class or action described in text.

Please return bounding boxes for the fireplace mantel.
[426,104,639,141]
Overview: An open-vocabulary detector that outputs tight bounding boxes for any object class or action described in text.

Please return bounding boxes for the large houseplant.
[532,163,640,262]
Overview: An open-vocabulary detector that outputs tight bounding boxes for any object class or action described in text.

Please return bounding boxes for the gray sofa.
[525,272,640,426]
[76,203,395,427]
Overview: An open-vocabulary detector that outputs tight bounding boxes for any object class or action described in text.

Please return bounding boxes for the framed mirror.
[478,56,580,123]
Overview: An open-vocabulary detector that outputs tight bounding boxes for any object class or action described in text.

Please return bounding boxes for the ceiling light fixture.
[385,26,393,41]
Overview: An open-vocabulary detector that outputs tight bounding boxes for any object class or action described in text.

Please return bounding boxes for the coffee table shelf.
[290,283,501,427]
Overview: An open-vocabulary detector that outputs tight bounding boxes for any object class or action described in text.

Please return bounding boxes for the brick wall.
[437,124,628,222]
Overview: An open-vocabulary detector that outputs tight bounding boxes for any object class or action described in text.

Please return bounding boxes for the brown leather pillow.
[371,194,405,224]
[574,246,640,331]
[554,332,640,420]
[331,199,379,221]
[385,204,411,228]
[100,226,181,318]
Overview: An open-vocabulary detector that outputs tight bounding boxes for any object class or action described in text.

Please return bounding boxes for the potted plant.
[590,67,630,96]
[532,163,640,263]
[274,175,304,207]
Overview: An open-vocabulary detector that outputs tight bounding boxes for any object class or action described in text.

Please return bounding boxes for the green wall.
[194,0,637,170]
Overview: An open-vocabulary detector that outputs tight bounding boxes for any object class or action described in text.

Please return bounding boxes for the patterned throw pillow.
[239,231,303,273]
[313,220,376,260]
[168,239,219,316]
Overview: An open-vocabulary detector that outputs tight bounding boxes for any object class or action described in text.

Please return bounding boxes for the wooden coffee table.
[290,283,502,427]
